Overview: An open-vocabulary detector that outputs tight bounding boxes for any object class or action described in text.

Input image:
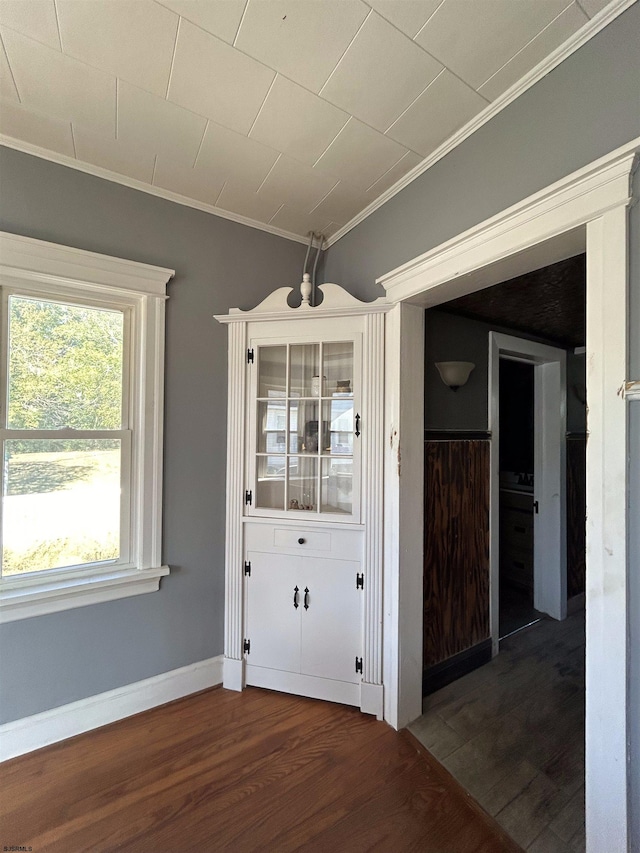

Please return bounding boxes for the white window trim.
[0,231,175,623]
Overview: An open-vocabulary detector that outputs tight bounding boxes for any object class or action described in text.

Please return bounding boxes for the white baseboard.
[0,655,223,762]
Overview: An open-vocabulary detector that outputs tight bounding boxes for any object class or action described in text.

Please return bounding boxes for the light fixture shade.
[435,361,475,390]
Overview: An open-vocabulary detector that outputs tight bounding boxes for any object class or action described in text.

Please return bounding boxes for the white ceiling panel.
[480,3,588,101]
[0,1,61,51]
[257,155,338,212]
[365,150,423,195]
[0,98,74,156]
[168,18,274,135]
[578,0,614,16]
[387,69,488,156]
[196,121,279,191]
[320,11,442,132]
[235,0,370,93]
[153,152,225,206]
[314,118,409,190]
[0,0,618,242]
[217,181,282,223]
[0,33,18,101]
[415,0,569,89]
[310,180,376,224]
[56,0,178,98]
[270,204,334,238]
[157,0,246,44]
[74,126,156,183]
[117,80,206,162]
[365,0,443,38]
[1,26,116,134]
[249,75,349,167]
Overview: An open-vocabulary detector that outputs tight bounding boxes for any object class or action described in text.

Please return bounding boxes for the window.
[0,232,174,622]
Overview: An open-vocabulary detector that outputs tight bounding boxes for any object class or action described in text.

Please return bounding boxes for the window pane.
[290,344,319,397]
[257,400,286,454]
[288,456,317,512]
[7,296,124,430]
[322,399,353,455]
[256,455,285,510]
[2,439,121,575]
[257,345,286,398]
[321,457,353,514]
[323,341,353,396]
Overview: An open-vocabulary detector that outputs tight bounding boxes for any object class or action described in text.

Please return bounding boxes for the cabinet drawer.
[245,522,362,560]
[274,528,331,551]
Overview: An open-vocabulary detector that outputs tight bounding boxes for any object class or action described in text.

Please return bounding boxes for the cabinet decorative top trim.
[215,277,390,324]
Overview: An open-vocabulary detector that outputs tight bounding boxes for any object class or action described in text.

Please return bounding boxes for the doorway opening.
[497,358,541,639]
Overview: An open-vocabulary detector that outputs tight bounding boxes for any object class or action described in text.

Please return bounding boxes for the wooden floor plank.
[1,686,522,852]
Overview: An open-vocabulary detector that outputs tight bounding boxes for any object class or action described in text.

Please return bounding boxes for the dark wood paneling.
[0,687,521,853]
[424,440,491,669]
[423,639,492,696]
[567,435,586,598]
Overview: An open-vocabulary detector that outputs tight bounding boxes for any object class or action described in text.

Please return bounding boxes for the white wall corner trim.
[0,656,224,762]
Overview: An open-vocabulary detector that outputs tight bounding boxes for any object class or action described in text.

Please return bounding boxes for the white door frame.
[379,137,638,852]
[489,333,567,655]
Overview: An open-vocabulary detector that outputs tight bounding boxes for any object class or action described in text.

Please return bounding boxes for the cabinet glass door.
[254,341,355,515]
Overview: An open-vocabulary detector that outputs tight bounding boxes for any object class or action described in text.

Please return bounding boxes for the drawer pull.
[513,560,525,569]
[298,537,306,545]
[304,587,310,610]
[515,526,526,533]
[293,586,299,609]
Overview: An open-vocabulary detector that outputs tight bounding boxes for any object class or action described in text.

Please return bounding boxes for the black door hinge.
[356,572,364,589]
[243,639,250,654]
[355,656,363,674]
[245,490,252,506]
[247,348,254,364]
[533,500,539,514]
[244,561,251,576]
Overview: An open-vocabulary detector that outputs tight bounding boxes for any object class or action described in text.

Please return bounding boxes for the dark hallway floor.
[410,609,585,851]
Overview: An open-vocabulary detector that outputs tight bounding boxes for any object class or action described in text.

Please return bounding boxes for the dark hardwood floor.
[0,686,521,852]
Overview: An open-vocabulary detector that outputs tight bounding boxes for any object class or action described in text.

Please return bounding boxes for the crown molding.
[0,136,310,247]
[325,0,638,248]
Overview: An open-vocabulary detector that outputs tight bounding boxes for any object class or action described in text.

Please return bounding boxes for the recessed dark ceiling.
[440,254,586,348]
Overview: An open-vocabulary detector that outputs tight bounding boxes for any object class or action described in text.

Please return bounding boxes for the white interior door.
[300,556,362,683]
[245,551,300,673]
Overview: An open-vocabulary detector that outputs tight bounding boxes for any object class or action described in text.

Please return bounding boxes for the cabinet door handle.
[355,413,361,437]
[304,587,310,610]
[293,586,299,609]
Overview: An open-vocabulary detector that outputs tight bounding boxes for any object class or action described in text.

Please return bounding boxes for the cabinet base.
[246,664,360,708]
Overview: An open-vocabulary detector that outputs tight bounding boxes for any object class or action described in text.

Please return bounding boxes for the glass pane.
[323,342,353,397]
[291,400,327,454]
[321,457,353,515]
[257,400,286,454]
[256,455,285,509]
[2,439,121,575]
[7,296,123,430]
[257,345,286,398]
[322,399,354,455]
[290,344,319,397]
[287,456,317,512]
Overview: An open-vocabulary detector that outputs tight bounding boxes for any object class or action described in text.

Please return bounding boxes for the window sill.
[0,566,170,623]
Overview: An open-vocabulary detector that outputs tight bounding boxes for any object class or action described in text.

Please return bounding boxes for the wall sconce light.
[435,361,475,391]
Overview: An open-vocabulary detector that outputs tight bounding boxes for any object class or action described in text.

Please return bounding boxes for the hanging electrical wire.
[311,233,323,307]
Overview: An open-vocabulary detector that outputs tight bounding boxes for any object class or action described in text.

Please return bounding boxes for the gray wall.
[0,147,306,724]
[323,3,639,843]
[424,309,586,433]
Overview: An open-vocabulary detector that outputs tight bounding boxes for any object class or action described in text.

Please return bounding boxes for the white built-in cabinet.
[215,277,389,718]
